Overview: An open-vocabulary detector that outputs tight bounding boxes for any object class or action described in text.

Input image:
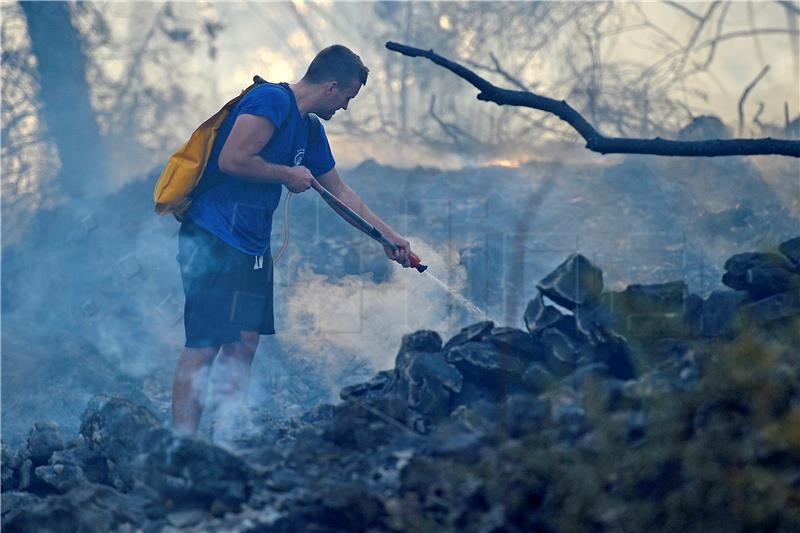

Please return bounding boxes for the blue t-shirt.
[187,82,336,255]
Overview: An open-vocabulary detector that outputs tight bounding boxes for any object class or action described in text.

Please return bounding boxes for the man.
[171,45,415,436]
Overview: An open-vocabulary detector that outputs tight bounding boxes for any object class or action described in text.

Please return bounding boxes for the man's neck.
[288,81,315,117]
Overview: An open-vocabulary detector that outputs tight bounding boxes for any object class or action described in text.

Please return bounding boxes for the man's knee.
[240,330,259,353]
[220,331,259,360]
[178,345,219,370]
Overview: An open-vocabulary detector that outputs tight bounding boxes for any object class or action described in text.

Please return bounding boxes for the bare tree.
[387,42,800,157]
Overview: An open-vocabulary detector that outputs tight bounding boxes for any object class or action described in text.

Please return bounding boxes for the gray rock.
[166,509,209,528]
[486,327,546,362]
[327,396,409,449]
[537,253,603,310]
[26,422,64,466]
[522,363,554,393]
[34,463,86,493]
[698,290,744,337]
[598,281,691,338]
[340,371,392,401]
[779,236,800,268]
[1,483,146,533]
[502,394,550,437]
[615,281,689,316]
[17,459,32,491]
[450,404,494,434]
[722,252,799,299]
[428,421,483,461]
[140,430,254,512]
[523,292,563,334]
[739,290,800,324]
[0,491,42,520]
[1,444,17,492]
[80,395,162,465]
[442,320,495,352]
[585,327,637,380]
[446,341,527,379]
[539,327,582,376]
[560,363,611,389]
[400,330,442,353]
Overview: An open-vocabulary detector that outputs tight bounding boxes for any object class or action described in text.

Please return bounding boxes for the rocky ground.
[3,235,799,532]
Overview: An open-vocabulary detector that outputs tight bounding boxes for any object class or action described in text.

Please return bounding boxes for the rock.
[340,371,392,401]
[537,253,604,310]
[615,281,689,315]
[298,403,336,423]
[599,281,691,338]
[739,290,800,324]
[446,341,527,381]
[327,395,409,450]
[26,422,64,466]
[1,444,17,492]
[549,389,588,440]
[586,328,637,380]
[166,509,209,528]
[561,363,611,389]
[442,321,495,352]
[523,292,563,334]
[80,396,162,465]
[17,459,33,491]
[400,330,442,353]
[1,483,147,533]
[49,446,111,486]
[294,485,386,532]
[539,324,585,377]
[779,236,800,268]
[0,491,42,521]
[698,290,744,337]
[34,463,86,493]
[722,252,799,299]
[522,363,554,393]
[450,404,495,434]
[389,347,463,426]
[140,430,254,512]
[427,421,483,462]
[501,395,550,437]
[486,327,546,362]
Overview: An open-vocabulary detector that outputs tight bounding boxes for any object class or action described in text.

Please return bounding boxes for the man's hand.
[383,232,413,268]
[283,165,315,193]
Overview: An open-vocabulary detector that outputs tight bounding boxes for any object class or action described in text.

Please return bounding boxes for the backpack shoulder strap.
[307,113,321,145]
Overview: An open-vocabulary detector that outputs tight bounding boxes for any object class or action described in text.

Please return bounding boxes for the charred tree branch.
[385,41,800,157]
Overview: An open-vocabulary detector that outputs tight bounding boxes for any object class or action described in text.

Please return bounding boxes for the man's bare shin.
[216,331,259,404]
[171,346,218,434]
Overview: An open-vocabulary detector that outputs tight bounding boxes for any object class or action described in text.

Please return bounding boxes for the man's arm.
[317,166,413,267]
[218,114,314,193]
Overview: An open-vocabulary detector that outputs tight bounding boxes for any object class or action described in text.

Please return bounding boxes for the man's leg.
[210,331,259,443]
[216,330,260,405]
[171,345,219,435]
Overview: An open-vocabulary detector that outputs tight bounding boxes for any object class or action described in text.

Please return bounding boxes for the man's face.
[317,79,361,120]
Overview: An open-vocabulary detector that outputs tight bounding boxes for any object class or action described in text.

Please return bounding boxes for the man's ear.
[324,80,339,95]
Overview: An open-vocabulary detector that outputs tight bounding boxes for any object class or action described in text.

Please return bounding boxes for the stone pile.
[3,236,800,532]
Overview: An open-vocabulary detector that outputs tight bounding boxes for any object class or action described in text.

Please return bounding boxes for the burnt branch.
[738,65,770,135]
[385,41,800,157]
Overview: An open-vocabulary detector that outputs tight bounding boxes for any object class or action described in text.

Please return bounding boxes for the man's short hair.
[302,45,369,86]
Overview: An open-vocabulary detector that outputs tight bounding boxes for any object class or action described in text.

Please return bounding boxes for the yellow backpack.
[153,76,266,216]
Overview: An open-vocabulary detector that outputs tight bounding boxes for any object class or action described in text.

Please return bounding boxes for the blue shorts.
[177,219,275,347]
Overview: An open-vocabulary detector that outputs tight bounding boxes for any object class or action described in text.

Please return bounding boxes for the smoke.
[276,238,468,372]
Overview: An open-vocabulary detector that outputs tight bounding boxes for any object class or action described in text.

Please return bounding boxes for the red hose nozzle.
[409,253,427,273]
